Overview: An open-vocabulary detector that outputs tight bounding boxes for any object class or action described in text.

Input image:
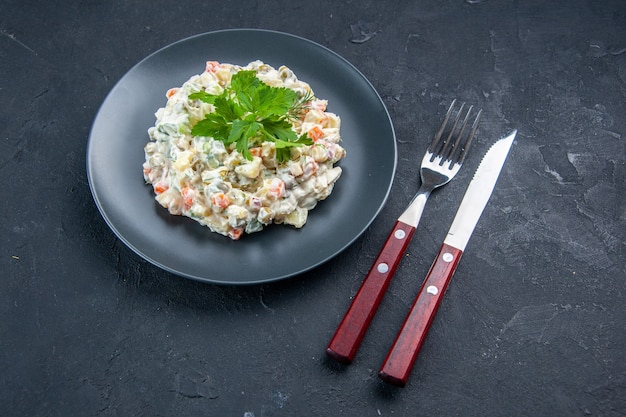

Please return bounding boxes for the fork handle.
[378,243,463,386]
[326,220,416,364]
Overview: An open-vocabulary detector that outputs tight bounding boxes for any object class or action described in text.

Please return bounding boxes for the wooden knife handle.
[326,220,416,364]
[378,243,463,386]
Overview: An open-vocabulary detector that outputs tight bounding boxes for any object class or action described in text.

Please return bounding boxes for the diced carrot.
[311,100,327,111]
[142,164,152,177]
[308,126,324,141]
[211,192,231,209]
[228,227,244,240]
[166,88,179,99]
[267,178,285,200]
[205,61,221,73]
[249,147,262,157]
[181,186,195,210]
[154,181,169,194]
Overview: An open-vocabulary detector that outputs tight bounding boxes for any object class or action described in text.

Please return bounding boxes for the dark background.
[1,0,624,416]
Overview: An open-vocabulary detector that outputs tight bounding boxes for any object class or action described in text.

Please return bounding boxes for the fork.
[326,99,481,364]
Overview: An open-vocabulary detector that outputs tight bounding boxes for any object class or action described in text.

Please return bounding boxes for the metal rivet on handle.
[442,252,454,262]
[394,229,406,239]
[377,263,389,273]
[426,285,439,295]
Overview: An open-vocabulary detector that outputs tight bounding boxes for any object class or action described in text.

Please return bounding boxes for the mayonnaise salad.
[142,60,346,240]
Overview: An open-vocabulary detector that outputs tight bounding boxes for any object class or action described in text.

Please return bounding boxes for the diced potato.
[283,207,308,228]
[173,150,194,171]
[311,145,329,163]
[235,156,262,178]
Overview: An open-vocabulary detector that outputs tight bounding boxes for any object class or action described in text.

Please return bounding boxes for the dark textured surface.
[1,0,624,416]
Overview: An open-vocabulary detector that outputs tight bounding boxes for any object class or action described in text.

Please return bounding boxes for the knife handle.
[326,220,416,364]
[378,243,463,386]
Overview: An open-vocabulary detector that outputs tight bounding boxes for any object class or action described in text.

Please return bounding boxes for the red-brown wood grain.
[326,220,416,364]
[378,243,463,386]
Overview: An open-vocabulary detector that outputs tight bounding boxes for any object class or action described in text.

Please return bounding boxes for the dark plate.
[87,29,396,285]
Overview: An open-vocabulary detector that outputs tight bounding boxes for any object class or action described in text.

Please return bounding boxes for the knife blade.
[378,130,517,387]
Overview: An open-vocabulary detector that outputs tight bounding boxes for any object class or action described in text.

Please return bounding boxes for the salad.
[142,60,346,240]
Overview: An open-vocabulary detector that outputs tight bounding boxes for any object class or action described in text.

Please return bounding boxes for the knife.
[378,130,517,387]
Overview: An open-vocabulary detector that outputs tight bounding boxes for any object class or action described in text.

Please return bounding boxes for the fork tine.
[455,108,482,165]
[426,99,482,169]
[438,102,466,161]
[450,105,474,151]
[446,104,475,163]
[428,99,457,154]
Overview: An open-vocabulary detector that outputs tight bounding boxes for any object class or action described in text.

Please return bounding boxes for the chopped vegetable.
[143,60,346,239]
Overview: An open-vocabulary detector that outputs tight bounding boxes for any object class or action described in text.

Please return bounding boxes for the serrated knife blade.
[378,130,517,387]
[444,130,516,250]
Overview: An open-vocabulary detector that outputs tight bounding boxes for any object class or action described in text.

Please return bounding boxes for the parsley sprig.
[189,70,313,161]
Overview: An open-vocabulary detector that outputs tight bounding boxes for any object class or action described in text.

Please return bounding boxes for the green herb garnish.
[189,70,313,161]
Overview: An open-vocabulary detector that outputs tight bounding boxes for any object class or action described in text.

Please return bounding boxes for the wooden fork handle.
[378,243,463,386]
[326,220,416,364]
